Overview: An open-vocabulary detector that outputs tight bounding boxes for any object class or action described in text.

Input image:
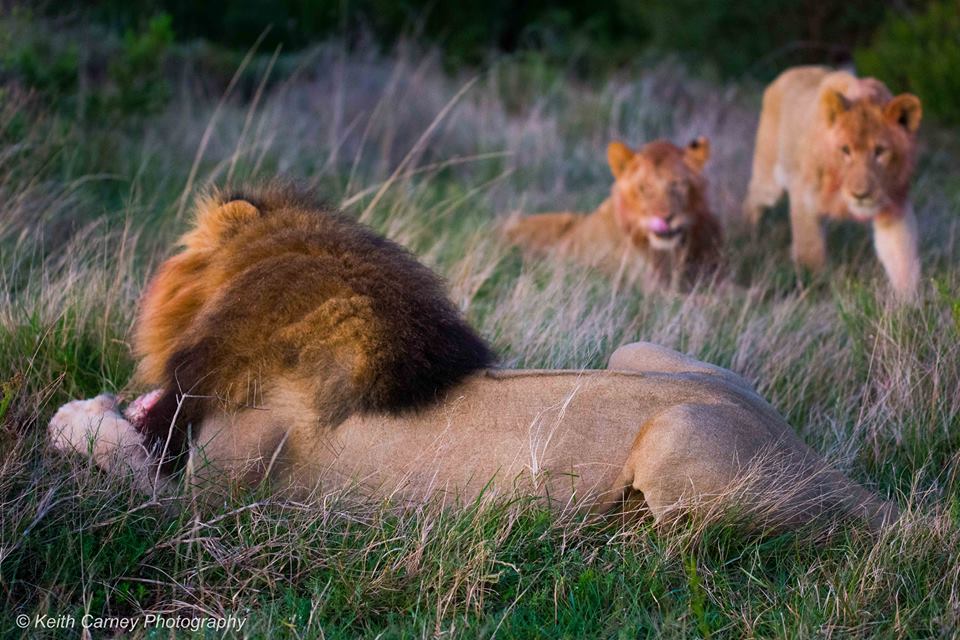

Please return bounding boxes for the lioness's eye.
[841,145,851,156]
[875,145,887,157]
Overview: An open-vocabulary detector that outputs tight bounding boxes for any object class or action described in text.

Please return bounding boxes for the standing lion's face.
[822,91,922,221]
[608,138,710,251]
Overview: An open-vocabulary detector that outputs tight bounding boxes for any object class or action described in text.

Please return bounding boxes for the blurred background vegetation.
[3,0,958,123]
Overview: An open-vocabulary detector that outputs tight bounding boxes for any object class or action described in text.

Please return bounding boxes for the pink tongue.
[648,217,670,233]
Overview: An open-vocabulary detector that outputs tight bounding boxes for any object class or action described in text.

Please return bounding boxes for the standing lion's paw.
[48,394,137,456]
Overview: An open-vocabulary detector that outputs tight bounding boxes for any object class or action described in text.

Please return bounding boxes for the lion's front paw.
[48,394,131,455]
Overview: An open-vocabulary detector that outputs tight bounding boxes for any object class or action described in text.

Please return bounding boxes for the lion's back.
[760,67,831,173]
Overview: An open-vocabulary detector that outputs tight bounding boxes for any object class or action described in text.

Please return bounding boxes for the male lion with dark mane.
[743,66,923,300]
[504,139,722,288]
[49,185,894,532]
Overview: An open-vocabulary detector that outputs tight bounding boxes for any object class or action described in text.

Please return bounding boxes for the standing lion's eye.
[875,145,887,158]
[841,145,851,156]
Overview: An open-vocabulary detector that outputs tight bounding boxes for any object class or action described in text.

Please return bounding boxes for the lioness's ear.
[607,141,634,179]
[885,93,922,133]
[684,136,710,170]
[821,90,850,125]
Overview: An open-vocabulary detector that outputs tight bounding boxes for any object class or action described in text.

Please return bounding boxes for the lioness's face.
[822,91,922,220]
[608,138,710,251]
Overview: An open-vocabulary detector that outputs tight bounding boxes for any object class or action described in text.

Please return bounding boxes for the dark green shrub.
[628,0,893,79]
[0,10,80,104]
[102,13,175,116]
[1,11,173,122]
[855,1,960,125]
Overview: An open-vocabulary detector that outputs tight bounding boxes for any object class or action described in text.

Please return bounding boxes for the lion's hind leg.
[622,401,897,532]
[622,403,746,525]
[607,342,755,393]
[501,212,580,253]
[48,394,163,493]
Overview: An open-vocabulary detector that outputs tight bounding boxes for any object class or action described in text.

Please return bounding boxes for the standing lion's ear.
[821,90,850,125]
[885,94,922,133]
[607,141,635,179]
[684,136,710,171]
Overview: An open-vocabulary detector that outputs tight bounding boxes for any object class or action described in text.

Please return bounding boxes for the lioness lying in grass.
[504,138,722,288]
[49,185,894,532]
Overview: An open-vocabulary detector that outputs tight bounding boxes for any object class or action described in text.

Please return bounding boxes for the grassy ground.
[2,35,960,638]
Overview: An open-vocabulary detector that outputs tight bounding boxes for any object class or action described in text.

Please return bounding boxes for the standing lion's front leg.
[873,207,920,302]
[48,393,165,493]
[787,186,827,274]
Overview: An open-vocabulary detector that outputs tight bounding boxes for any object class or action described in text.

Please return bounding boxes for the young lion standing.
[743,66,923,300]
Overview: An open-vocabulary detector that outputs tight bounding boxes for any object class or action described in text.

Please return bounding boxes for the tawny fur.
[504,139,722,287]
[50,342,897,532]
[743,66,923,300]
